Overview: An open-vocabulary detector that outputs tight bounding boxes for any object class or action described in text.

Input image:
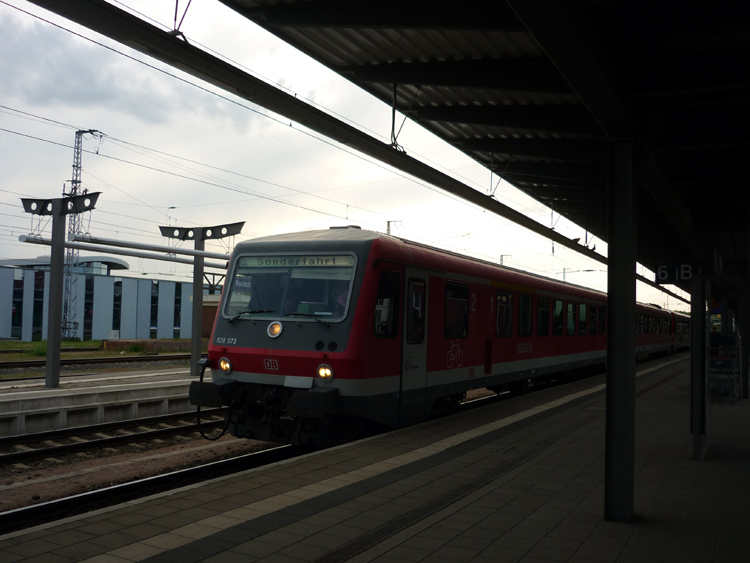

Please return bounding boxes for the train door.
[400,268,429,426]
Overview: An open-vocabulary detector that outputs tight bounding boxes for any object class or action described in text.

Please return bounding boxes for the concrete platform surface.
[1,353,748,563]
[0,369,194,436]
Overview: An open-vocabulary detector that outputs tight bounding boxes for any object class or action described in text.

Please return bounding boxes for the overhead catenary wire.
[0,126,382,231]
[0,1,558,237]
[0,2,688,303]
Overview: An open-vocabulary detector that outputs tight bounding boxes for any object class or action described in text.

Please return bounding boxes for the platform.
[1,353,748,562]
[0,368,194,436]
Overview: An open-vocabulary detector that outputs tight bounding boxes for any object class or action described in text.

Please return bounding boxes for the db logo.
[263,359,279,371]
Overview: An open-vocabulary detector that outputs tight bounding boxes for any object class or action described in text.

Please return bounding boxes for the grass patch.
[0,340,103,351]
[126,344,144,353]
[31,342,48,357]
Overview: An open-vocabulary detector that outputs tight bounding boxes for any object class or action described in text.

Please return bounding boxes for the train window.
[406,279,426,344]
[567,302,576,335]
[552,299,564,336]
[227,254,356,321]
[496,291,512,337]
[518,294,532,337]
[537,297,550,337]
[588,305,597,334]
[445,282,469,338]
[597,306,606,334]
[578,304,587,334]
[374,271,400,338]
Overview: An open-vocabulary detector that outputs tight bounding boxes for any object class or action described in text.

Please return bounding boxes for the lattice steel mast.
[62,129,98,338]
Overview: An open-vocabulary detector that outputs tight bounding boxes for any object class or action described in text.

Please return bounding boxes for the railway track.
[0,353,200,370]
[0,409,226,466]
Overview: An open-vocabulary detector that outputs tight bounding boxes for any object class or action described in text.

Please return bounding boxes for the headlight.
[267,321,283,338]
[219,357,232,373]
[317,364,333,381]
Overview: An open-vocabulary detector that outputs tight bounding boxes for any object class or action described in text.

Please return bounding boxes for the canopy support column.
[691,273,709,459]
[605,138,637,522]
[45,201,66,389]
[741,267,749,399]
[191,237,205,378]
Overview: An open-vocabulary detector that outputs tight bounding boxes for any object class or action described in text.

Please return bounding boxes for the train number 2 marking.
[215,337,237,345]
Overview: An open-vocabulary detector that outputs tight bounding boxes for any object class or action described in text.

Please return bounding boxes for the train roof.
[233,227,686,314]
[235,226,380,246]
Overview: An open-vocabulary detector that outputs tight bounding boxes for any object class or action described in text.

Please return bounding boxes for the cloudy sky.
[0,0,689,309]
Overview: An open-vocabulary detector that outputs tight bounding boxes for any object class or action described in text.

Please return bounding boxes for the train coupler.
[286,387,339,419]
[189,379,239,407]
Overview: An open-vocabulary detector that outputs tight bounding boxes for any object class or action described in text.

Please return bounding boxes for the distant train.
[190,227,690,445]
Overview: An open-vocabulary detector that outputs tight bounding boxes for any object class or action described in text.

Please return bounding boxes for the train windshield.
[224,254,356,320]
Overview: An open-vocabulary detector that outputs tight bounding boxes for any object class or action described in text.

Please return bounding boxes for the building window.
[150,280,159,339]
[174,283,182,339]
[444,282,469,338]
[537,296,550,337]
[518,293,532,337]
[11,270,24,339]
[112,279,122,333]
[83,275,94,341]
[496,291,512,337]
[32,271,44,341]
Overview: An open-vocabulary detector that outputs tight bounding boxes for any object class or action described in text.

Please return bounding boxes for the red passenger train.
[189,227,689,444]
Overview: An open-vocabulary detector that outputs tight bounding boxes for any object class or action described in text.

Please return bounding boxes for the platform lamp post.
[21,193,100,388]
[159,222,244,377]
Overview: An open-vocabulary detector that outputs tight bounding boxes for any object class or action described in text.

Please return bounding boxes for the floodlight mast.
[160,222,244,376]
[21,193,100,388]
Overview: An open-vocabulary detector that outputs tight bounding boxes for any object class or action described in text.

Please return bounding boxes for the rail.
[0,353,203,370]
[0,409,227,465]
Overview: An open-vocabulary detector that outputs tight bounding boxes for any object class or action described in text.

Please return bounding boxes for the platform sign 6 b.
[657,265,693,284]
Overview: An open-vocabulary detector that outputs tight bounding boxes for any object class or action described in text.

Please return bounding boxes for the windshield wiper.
[228,309,275,323]
[284,312,330,325]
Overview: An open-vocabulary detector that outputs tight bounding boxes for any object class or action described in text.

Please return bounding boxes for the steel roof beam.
[451,138,606,164]
[492,162,607,185]
[221,0,526,31]
[502,174,606,190]
[520,186,607,203]
[505,0,633,134]
[506,0,709,267]
[26,0,608,268]
[344,58,573,95]
[636,156,709,266]
[676,185,750,206]
[412,104,602,136]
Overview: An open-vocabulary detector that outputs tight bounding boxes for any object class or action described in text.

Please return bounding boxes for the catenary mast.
[62,129,98,338]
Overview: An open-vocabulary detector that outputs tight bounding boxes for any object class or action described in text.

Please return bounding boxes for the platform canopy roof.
[220,0,749,303]
[31,0,750,306]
